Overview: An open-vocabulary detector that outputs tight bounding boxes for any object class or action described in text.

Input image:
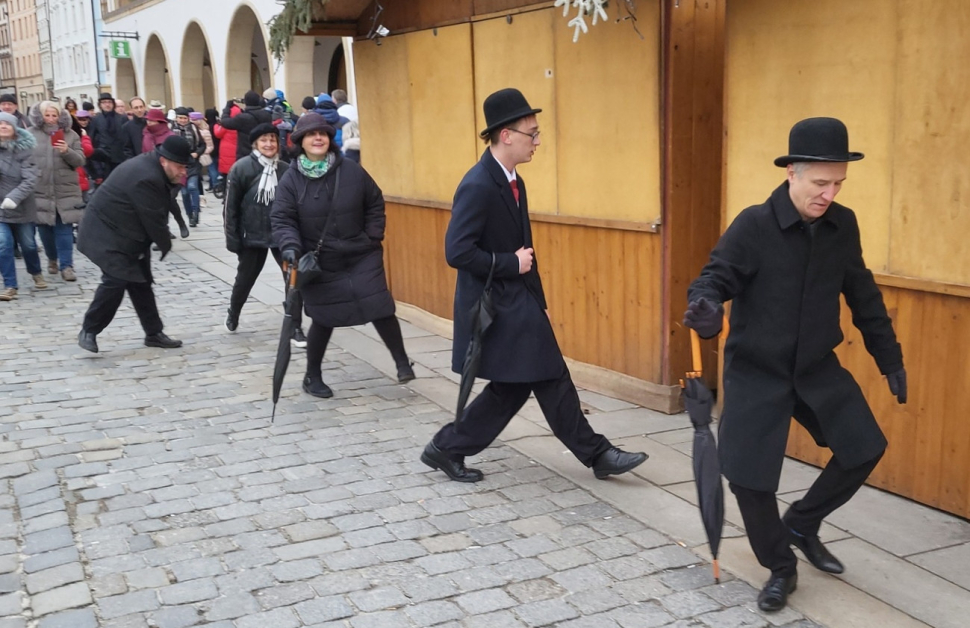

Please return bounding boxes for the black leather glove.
[683,298,724,339]
[281,249,299,266]
[887,368,907,404]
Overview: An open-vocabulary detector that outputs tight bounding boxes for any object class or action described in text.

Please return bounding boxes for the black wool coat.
[270,154,395,327]
[688,181,903,492]
[224,153,288,252]
[446,150,562,383]
[219,107,272,162]
[122,116,147,160]
[77,152,176,283]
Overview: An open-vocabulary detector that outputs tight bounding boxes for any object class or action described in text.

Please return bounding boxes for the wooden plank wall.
[787,286,970,519]
[384,202,665,383]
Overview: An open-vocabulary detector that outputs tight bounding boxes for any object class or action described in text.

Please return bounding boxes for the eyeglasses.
[507,128,541,143]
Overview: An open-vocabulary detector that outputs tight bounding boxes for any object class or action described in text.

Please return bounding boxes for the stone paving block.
[347,585,409,612]
[255,582,315,609]
[23,526,74,555]
[202,591,261,621]
[608,601,677,628]
[158,579,218,605]
[400,574,460,602]
[461,610,527,628]
[455,588,517,615]
[294,595,355,624]
[169,557,224,581]
[36,608,98,628]
[566,587,629,615]
[516,598,580,626]
[235,607,302,628]
[493,558,553,583]
[405,600,465,626]
[23,546,80,574]
[125,568,171,590]
[272,537,346,561]
[25,561,85,594]
[0,592,23,615]
[17,486,60,508]
[0,556,17,576]
[148,605,202,628]
[449,565,509,593]
[697,606,769,628]
[640,544,703,570]
[0,573,18,594]
[550,565,613,594]
[280,520,339,543]
[32,582,93,616]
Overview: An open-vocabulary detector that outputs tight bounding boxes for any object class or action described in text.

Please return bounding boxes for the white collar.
[490,149,516,183]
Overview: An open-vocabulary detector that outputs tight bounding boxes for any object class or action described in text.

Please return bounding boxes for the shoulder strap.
[312,167,342,258]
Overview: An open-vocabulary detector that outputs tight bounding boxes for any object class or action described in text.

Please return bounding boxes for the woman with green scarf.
[271,113,414,399]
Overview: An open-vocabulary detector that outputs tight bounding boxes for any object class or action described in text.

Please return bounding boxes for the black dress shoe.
[420,441,483,483]
[302,375,333,398]
[757,573,797,612]
[225,308,239,332]
[78,330,98,353]
[789,530,844,574]
[397,361,415,383]
[144,332,183,349]
[179,224,190,239]
[592,447,648,479]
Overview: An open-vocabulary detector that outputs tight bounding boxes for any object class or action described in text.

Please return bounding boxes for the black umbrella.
[456,254,497,422]
[682,329,724,583]
[271,265,299,422]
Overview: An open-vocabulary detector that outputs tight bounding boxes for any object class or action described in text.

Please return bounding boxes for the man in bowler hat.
[685,117,907,612]
[421,88,648,483]
[77,136,192,353]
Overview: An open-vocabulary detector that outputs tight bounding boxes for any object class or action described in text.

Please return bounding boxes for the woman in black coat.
[270,113,413,398]
[223,123,303,343]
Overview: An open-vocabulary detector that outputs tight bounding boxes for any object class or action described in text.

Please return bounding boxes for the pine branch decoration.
[269,0,326,61]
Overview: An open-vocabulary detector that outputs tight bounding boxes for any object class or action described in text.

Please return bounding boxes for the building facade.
[10,0,44,107]
[50,0,109,104]
[0,1,14,94]
[103,0,352,112]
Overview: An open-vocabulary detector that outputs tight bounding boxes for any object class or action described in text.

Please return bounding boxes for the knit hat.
[262,87,277,101]
[145,109,167,122]
[82,101,95,111]
[243,90,262,107]
[249,122,278,146]
[290,113,334,145]
[189,111,204,121]
[174,107,189,117]
[0,94,16,105]
[148,99,164,110]
[99,92,114,102]
[0,111,19,127]
[157,136,192,165]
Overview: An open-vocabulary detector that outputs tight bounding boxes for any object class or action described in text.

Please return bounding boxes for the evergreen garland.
[269,0,327,61]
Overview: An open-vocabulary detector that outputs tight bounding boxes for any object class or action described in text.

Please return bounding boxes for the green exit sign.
[109,40,131,59]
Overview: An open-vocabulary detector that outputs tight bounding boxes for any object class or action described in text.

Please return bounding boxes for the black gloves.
[683,298,724,339]
[887,368,907,404]
[281,249,299,266]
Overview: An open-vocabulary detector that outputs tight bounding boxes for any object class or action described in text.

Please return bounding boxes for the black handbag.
[295,168,341,290]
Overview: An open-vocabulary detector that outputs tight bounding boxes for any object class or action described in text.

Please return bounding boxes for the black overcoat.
[270,155,395,327]
[77,151,175,283]
[224,153,288,251]
[688,182,903,492]
[446,150,563,383]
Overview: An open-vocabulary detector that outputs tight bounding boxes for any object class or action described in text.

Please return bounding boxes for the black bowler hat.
[774,117,864,167]
[157,136,192,165]
[480,88,542,138]
[99,92,114,102]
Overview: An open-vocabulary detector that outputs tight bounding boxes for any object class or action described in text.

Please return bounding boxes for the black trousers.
[305,315,408,379]
[432,366,612,467]
[229,247,302,327]
[730,450,883,578]
[82,272,164,336]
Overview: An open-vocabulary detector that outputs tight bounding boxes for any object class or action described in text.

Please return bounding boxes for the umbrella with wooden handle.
[270,264,299,422]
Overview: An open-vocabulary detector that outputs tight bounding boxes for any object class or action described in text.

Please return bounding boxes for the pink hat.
[75,110,91,118]
[189,111,204,120]
[145,109,168,122]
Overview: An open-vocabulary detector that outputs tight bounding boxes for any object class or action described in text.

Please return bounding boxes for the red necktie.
[510,179,520,205]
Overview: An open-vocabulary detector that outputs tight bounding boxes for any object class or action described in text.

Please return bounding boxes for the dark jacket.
[445,150,560,383]
[122,116,147,160]
[688,181,902,492]
[270,154,394,327]
[77,151,176,283]
[219,106,272,163]
[88,110,126,165]
[224,152,287,251]
[0,126,39,224]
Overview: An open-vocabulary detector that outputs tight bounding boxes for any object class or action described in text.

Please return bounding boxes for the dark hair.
[82,101,95,111]
[301,96,316,111]
[204,107,218,127]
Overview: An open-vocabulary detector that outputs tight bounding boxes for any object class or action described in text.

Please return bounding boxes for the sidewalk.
[0,194,965,628]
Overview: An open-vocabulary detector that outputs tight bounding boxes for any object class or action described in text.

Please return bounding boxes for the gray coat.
[28,106,85,225]
[0,126,39,224]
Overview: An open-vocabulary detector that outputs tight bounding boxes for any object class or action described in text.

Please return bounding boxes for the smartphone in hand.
[50,129,65,146]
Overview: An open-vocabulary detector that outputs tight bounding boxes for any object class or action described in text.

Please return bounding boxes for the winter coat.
[170,122,204,178]
[88,110,126,166]
[688,181,902,492]
[224,152,287,252]
[213,104,240,175]
[78,133,93,192]
[77,151,176,283]
[270,154,395,327]
[122,116,147,160]
[312,102,346,148]
[219,106,272,162]
[142,122,173,154]
[27,106,85,225]
[445,150,560,383]
[0,126,39,224]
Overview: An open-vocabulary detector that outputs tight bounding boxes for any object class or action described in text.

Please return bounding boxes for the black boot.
[397,361,416,383]
[302,375,333,398]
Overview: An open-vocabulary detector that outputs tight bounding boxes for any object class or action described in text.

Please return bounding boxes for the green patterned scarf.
[298,153,334,179]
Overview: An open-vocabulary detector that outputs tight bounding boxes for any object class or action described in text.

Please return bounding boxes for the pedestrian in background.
[219,91,272,163]
[685,117,906,612]
[141,109,188,239]
[122,97,148,160]
[190,112,214,200]
[271,113,413,399]
[0,111,43,301]
[223,123,304,345]
[170,108,204,227]
[28,102,85,283]
[203,108,221,191]
[88,93,126,181]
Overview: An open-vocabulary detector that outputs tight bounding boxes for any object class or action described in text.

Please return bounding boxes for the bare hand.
[55,140,68,154]
[191,152,198,159]
[516,247,534,274]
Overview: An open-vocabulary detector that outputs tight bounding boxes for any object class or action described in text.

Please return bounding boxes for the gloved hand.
[887,368,907,404]
[281,249,299,266]
[683,298,724,339]
[0,198,16,210]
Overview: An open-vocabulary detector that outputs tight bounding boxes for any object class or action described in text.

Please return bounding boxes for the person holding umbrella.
[684,117,906,612]
[420,88,647,483]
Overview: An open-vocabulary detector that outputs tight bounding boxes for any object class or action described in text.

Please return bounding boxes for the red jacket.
[213,105,241,175]
[78,132,94,192]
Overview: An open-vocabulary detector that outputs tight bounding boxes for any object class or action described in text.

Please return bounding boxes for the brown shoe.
[32,274,48,289]
[61,267,76,282]
[0,288,16,301]
[48,259,58,274]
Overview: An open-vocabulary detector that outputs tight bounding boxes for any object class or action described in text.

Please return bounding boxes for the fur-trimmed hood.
[0,125,37,153]
[28,104,74,132]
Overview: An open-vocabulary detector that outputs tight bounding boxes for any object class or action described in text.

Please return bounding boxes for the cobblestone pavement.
[0,218,824,627]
